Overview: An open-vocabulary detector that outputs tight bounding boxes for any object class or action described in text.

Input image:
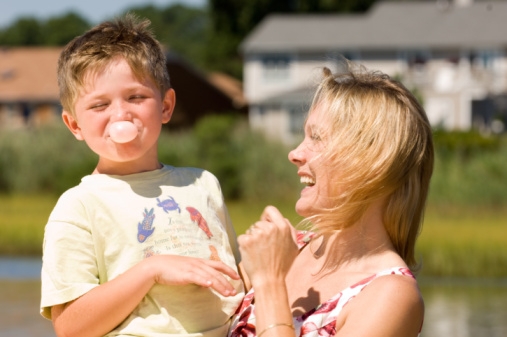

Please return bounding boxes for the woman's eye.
[310,133,321,141]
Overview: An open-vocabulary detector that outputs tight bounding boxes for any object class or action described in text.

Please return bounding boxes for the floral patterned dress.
[228,232,420,337]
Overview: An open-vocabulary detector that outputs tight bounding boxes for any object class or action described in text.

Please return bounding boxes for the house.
[165,53,247,129]
[240,0,507,145]
[0,47,62,129]
[0,48,246,130]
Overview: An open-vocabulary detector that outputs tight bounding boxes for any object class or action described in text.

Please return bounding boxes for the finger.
[204,260,241,280]
[237,233,250,246]
[246,222,263,235]
[261,205,286,225]
[201,268,239,296]
[186,262,239,296]
[285,218,298,241]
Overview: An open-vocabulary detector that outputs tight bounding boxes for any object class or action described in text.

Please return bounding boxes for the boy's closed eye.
[129,95,147,102]
[89,102,108,111]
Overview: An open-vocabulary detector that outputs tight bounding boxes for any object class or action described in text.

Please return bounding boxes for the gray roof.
[240,1,507,53]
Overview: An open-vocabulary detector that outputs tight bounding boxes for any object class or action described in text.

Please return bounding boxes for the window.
[262,55,290,81]
[477,50,500,69]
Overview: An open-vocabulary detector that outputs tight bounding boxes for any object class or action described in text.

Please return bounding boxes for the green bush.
[194,114,243,199]
[160,115,299,202]
[429,131,507,207]
[433,129,501,158]
[1,120,507,210]
[234,125,299,203]
[0,125,96,195]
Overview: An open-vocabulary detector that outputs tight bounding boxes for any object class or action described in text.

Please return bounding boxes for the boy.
[40,14,244,337]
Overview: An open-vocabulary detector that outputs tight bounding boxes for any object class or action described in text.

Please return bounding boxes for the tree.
[43,13,91,46]
[206,0,378,78]
[0,17,44,46]
[123,4,209,69]
[0,13,90,46]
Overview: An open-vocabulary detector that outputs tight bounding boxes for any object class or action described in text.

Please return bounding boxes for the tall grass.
[1,193,506,277]
[417,206,507,278]
[0,194,57,255]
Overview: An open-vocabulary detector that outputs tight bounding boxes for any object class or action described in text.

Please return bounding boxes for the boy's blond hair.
[307,62,434,270]
[58,14,171,117]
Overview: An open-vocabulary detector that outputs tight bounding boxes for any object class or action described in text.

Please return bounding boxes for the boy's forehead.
[76,59,157,97]
[79,60,113,86]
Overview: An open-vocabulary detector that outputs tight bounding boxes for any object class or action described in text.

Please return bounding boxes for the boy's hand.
[147,255,240,297]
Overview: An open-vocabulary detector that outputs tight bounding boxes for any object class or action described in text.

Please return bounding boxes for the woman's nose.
[288,143,305,165]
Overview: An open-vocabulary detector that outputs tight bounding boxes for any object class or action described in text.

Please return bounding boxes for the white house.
[240,0,507,144]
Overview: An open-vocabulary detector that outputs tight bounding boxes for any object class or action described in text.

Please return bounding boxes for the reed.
[226,200,507,278]
[228,201,507,278]
[417,206,507,278]
[1,194,506,277]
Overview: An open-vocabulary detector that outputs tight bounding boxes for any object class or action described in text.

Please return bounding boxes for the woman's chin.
[295,200,314,218]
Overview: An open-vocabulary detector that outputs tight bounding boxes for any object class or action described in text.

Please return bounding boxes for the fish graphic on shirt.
[137,208,156,243]
[186,206,213,239]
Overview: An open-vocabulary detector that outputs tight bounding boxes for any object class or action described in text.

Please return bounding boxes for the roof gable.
[241,1,507,53]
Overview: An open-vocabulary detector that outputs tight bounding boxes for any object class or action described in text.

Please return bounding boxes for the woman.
[230,63,433,337]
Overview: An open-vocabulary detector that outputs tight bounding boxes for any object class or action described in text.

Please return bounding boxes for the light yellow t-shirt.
[41,165,244,337]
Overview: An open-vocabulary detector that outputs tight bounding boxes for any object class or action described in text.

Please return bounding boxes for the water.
[0,257,54,337]
[1,257,506,337]
[420,278,507,337]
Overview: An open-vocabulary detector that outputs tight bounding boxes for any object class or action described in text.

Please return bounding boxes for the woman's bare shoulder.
[336,273,424,337]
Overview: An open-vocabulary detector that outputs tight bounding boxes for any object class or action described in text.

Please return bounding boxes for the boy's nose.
[111,101,132,121]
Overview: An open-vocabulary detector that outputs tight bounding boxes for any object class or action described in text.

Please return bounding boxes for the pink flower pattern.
[228,231,420,337]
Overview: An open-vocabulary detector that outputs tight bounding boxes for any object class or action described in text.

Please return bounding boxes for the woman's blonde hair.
[307,63,434,269]
[57,14,171,117]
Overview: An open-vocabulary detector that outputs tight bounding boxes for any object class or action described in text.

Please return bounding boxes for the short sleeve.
[40,189,99,319]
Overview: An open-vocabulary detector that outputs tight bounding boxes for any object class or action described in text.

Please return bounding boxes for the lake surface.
[420,278,507,337]
[1,257,506,337]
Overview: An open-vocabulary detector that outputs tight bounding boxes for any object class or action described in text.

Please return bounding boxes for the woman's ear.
[62,111,84,141]
[161,88,176,124]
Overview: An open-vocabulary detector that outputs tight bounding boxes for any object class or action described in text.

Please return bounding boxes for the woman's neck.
[309,201,401,274]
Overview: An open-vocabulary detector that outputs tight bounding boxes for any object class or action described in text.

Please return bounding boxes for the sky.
[1,0,206,28]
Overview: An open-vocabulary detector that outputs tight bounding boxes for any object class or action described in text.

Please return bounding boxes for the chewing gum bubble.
[109,121,137,143]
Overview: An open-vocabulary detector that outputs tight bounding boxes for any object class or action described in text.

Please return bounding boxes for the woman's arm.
[51,255,240,337]
[237,206,299,337]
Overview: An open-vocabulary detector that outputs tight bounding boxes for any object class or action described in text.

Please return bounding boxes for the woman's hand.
[237,206,299,288]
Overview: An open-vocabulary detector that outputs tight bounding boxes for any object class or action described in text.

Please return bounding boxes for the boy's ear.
[161,88,176,124]
[62,111,84,141]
